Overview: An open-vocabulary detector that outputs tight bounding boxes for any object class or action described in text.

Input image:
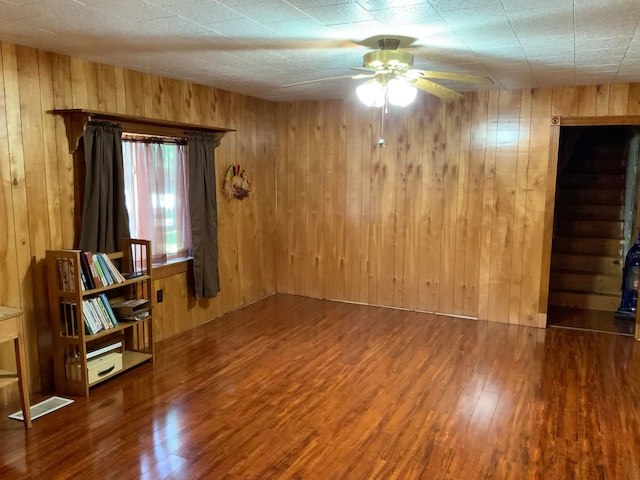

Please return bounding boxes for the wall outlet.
[156,289,163,303]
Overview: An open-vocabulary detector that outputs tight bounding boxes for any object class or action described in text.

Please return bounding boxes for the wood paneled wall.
[0,41,277,397]
[275,84,640,326]
[1,37,639,399]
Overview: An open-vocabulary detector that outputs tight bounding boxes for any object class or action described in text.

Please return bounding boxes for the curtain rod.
[122,133,187,144]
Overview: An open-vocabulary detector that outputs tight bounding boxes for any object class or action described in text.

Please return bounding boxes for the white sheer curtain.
[122,138,191,264]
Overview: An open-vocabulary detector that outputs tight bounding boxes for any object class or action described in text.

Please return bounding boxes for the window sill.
[152,257,192,280]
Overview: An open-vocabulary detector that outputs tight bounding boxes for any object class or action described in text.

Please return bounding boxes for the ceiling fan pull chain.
[378,105,386,148]
[384,83,389,115]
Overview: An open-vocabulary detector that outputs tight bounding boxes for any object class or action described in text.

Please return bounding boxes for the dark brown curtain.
[188,132,220,299]
[79,121,130,254]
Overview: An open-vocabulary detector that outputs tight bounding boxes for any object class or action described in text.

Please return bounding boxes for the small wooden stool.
[0,306,32,429]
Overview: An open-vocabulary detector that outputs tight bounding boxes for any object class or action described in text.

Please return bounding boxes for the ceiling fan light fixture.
[387,78,417,106]
[356,79,386,107]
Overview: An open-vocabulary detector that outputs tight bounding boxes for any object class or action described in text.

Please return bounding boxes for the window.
[122,136,191,265]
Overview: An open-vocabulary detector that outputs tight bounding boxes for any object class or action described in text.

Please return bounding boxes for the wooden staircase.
[549,143,626,312]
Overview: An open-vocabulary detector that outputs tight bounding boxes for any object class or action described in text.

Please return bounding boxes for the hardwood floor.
[1,294,640,479]
[547,306,636,336]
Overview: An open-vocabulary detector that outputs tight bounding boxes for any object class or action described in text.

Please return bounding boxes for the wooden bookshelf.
[46,239,154,397]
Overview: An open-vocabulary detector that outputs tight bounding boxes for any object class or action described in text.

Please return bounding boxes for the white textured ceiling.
[0,0,639,102]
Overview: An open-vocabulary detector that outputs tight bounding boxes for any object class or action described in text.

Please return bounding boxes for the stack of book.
[109,298,150,321]
[79,252,126,290]
[55,251,127,291]
[82,293,119,335]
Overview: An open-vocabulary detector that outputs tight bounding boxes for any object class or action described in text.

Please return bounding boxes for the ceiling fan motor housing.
[363,50,414,72]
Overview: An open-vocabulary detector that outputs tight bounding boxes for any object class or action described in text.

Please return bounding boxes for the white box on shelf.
[86,352,123,384]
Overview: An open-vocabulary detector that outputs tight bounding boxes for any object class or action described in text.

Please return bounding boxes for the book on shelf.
[92,254,109,286]
[83,252,126,288]
[95,294,119,328]
[56,257,77,292]
[59,300,79,336]
[78,250,95,289]
[91,298,111,330]
[81,295,120,335]
[78,265,88,291]
[56,258,67,290]
[95,254,113,285]
[100,293,119,327]
[109,298,150,321]
[82,299,102,335]
[86,341,122,360]
[85,252,104,288]
[122,272,144,280]
[98,253,125,283]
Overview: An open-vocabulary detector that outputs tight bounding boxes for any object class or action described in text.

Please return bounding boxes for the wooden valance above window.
[49,109,233,154]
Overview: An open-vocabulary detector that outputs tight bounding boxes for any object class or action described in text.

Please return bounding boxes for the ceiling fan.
[283,38,494,104]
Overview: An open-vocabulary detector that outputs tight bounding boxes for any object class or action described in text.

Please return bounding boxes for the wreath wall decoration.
[223,164,252,200]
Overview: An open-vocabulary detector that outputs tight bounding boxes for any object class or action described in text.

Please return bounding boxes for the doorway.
[547,125,640,336]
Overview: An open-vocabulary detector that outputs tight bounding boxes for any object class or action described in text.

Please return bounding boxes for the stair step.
[554,220,623,239]
[556,188,624,206]
[558,173,625,190]
[548,290,620,311]
[580,161,626,174]
[549,271,621,296]
[552,236,624,257]
[555,204,623,221]
[551,253,623,274]
[582,145,627,172]
[591,144,626,156]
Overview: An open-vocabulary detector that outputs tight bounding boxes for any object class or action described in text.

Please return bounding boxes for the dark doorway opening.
[547,125,640,336]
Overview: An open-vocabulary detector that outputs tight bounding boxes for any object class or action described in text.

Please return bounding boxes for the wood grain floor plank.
[1,294,639,479]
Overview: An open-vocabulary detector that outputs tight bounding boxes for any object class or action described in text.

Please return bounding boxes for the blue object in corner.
[615,235,640,320]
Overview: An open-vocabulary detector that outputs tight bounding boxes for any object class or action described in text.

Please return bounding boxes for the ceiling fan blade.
[281,73,373,88]
[413,78,463,102]
[411,70,493,85]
